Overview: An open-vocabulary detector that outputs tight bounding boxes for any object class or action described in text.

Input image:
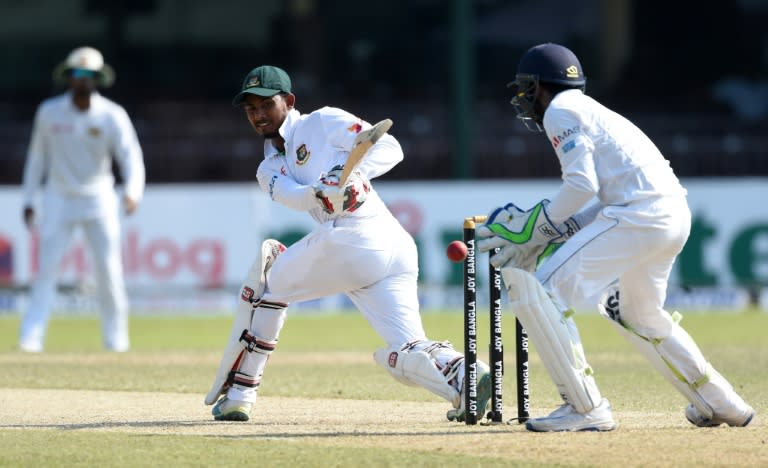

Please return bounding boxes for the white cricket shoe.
[105,341,130,353]
[446,361,492,422]
[212,397,253,421]
[19,341,43,353]
[685,403,755,427]
[525,398,617,432]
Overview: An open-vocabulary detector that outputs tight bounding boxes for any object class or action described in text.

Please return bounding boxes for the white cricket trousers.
[19,190,129,351]
[224,214,469,406]
[264,215,427,346]
[534,196,752,420]
[535,195,690,337]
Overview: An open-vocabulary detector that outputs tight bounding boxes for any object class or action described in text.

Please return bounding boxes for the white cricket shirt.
[543,89,686,224]
[257,107,403,224]
[22,91,145,205]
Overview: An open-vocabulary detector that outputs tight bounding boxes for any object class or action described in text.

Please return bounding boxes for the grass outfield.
[0,310,766,467]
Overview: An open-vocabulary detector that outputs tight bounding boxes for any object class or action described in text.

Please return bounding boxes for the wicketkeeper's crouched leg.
[598,284,755,427]
[502,267,617,432]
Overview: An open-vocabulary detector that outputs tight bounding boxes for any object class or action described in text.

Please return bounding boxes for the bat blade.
[339,118,393,185]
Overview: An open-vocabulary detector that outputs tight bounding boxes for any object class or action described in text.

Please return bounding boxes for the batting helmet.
[508,43,585,130]
[53,46,115,88]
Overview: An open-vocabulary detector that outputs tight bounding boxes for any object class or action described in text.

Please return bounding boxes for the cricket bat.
[339,118,393,186]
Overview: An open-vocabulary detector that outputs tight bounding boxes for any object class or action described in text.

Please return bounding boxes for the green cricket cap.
[232,65,292,106]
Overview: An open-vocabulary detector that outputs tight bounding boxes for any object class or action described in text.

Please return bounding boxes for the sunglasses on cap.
[70,68,98,79]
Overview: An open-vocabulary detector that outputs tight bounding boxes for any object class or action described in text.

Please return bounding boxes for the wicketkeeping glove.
[313,165,371,216]
[477,200,580,270]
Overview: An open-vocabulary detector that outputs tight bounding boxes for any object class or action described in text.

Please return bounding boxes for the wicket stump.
[463,215,530,425]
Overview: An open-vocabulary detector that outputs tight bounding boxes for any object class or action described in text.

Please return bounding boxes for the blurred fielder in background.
[478,43,754,431]
[205,65,491,422]
[19,46,145,353]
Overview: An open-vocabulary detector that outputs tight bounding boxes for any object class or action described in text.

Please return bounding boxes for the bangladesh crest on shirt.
[296,144,310,165]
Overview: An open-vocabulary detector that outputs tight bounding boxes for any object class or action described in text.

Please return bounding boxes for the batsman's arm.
[256,158,317,212]
[338,119,394,185]
[317,109,396,183]
[351,133,402,180]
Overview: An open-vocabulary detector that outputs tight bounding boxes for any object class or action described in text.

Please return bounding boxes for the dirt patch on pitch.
[1,389,765,467]
[0,351,372,367]
[0,388,473,436]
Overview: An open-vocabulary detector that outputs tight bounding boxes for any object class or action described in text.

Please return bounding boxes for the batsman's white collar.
[263,108,300,157]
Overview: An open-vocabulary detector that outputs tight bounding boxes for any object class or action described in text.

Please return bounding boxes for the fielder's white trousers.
[19,189,129,351]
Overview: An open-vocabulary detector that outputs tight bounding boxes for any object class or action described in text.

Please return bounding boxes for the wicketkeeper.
[205,65,492,422]
[477,43,755,431]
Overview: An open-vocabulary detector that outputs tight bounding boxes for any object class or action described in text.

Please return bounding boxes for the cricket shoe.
[525,398,617,432]
[212,397,252,421]
[105,341,130,353]
[19,341,43,353]
[685,403,755,427]
[446,361,492,422]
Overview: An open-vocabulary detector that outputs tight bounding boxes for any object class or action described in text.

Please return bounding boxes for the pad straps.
[239,330,278,355]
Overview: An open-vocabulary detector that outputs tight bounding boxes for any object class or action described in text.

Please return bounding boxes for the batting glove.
[313,165,371,216]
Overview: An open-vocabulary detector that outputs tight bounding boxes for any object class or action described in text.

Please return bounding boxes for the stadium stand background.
[0,0,766,184]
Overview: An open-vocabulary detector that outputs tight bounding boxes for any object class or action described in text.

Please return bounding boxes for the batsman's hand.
[312,165,371,216]
[477,200,577,270]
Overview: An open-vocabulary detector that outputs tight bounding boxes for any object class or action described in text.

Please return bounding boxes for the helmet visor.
[508,74,542,131]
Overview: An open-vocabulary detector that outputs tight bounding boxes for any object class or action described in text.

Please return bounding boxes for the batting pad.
[205,298,255,405]
[205,240,280,405]
[374,347,460,407]
[598,307,715,419]
[502,267,602,413]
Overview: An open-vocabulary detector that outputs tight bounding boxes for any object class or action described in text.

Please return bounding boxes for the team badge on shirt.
[88,127,101,137]
[296,144,311,165]
[348,122,362,134]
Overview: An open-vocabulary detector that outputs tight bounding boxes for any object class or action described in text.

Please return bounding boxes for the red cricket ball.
[446,240,468,263]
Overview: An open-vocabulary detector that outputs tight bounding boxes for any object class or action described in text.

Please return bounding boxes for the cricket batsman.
[205,65,492,422]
